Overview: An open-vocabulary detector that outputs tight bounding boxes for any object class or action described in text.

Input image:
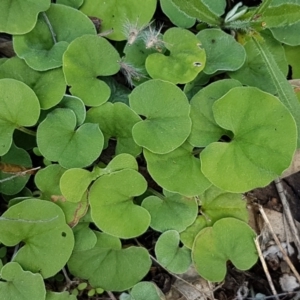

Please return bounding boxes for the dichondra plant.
[0,0,300,299]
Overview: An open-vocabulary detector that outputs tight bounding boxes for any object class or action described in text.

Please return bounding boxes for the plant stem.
[148,187,164,199]
[17,126,36,136]
[42,12,57,44]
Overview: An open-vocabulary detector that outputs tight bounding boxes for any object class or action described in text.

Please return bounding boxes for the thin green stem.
[42,12,57,44]
[147,187,164,200]
[17,126,36,136]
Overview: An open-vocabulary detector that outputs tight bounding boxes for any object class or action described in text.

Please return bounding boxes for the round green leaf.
[144,143,211,196]
[60,168,94,203]
[201,86,297,192]
[0,0,50,34]
[160,0,196,28]
[0,199,75,278]
[188,79,242,147]
[86,102,142,157]
[155,230,191,274]
[0,143,32,195]
[56,0,83,9]
[37,108,104,168]
[63,35,120,106]
[0,57,66,110]
[89,169,150,238]
[196,29,246,74]
[0,262,46,300]
[80,0,157,41]
[68,232,151,291]
[192,218,257,282]
[129,80,192,154]
[126,282,165,300]
[0,79,40,156]
[72,223,97,252]
[142,190,198,232]
[35,165,89,226]
[13,4,96,71]
[146,28,206,84]
[284,45,300,78]
[271,22,300,46]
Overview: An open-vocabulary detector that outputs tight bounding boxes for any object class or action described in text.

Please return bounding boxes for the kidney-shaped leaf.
[196,29,246,75]
[0,79,40,156]
[192,218,257,282]
[80,0,157,41]
[0,57,66,110]
[89,169,150,239]
[13,4,96,71]
[63,35,120,106]
[142,190,198,232]
[201,87,297,192]
[130,79,191,154]
[0,199,74,278]
[155,230,191,274]
[144,143,211,196]
[188,79,242,147]
[46,291,77,300]
[0,262,46,300]
[60,168,95,203]
[68,232,151,291]
[125,282,165,300]
[37,108,104,168]
[146,28,206,84]
[0,0,50,34]
[86,102,142,157]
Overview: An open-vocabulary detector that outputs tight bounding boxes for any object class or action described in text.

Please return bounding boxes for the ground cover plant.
[0,0,300,299]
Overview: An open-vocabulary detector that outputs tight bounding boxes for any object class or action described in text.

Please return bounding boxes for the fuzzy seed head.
[141,23,165,50]
[118,59,145,87]
[122,18,145,45]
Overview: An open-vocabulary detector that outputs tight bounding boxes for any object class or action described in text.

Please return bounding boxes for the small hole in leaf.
[193,62,202,67]
[211,39,216,43]
[61,232,67,237]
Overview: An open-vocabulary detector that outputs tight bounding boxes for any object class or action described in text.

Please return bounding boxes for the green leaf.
[192,218,257,282]
[72,223,97,252]
[56,0,83,9]
[200,86,297,192]
[160,0,196,28]
[0,0,50,34]
[200,186,248,225]
[0,79,40,156]
[0,199,74,278]
[0,262,46,300]
[144,143,211,196]
[196,29,246,74]
[170,0,221,26]
[129,79,191,154]
[155,230,191,274]
[201,0,226,16]
[284,45,300,78]
[146,28,206,84]
[142,190,198,232]
[13,4,96,71]
[261,4,300,28]
[68,232,151,291]
[0,143,32,195]
[60,168,94,203]
[228,32,288,94]
[252,36,300,147]
[37,108,104,168]
[0,57,66,110]
[89,169,150,238]
[80,0,157,40]
[46,291,77,300]
[35,165,89,227]
[270,22,300,46]
[188,79,242,147]
[63,35,120,106]
[180,216,207,249]
[86,102,142,157]
[122,282,165,300]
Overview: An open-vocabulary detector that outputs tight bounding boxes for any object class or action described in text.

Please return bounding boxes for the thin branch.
[254,236,279,300]
[257,205,300,284]
[0,166,41,183]
[16,126,36,136]
[106,291,117,300]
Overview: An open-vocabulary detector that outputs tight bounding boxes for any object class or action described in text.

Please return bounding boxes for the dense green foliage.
[0,0,300,298]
